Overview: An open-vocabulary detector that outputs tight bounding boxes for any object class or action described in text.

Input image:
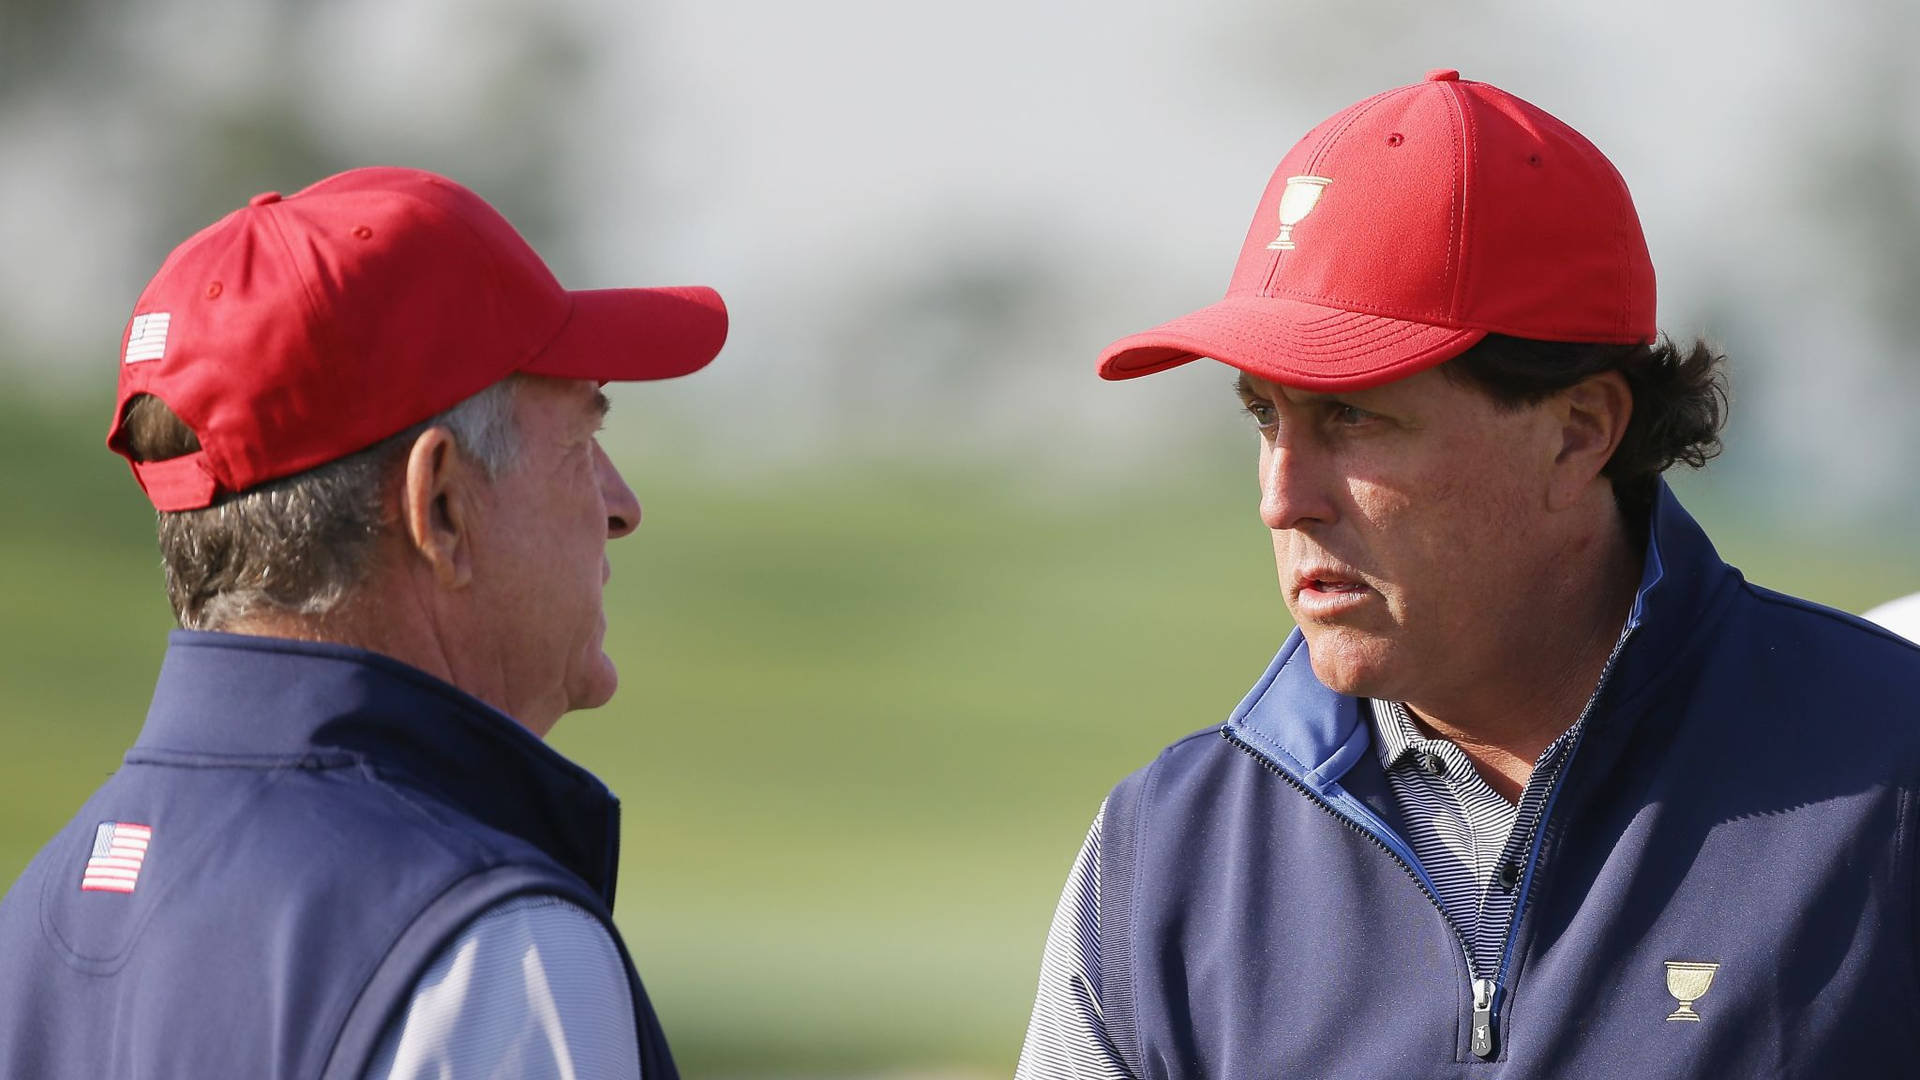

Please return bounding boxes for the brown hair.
[1442,333,1729,521]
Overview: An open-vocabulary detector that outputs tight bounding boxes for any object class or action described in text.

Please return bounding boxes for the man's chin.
[567,655,620,714]
[1299,626,1395,698]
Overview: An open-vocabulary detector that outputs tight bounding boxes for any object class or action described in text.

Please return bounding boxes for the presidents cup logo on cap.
[124,312,171,364]
[1267,175,1332,251]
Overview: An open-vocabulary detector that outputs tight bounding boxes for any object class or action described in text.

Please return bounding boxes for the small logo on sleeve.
[81,822,152,894]
[124,313,171,364]
[1664,960,1720,1021]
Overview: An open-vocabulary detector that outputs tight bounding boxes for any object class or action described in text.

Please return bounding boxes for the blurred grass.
[3,390,1917,1076]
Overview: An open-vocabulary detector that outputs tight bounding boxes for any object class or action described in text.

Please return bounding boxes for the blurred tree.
[0,0,602,379]
[816,227,1098,459]
[0,0,106,97]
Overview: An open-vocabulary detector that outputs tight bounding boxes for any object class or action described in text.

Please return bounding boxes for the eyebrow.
[1235,372,1305,401]
[591,389,612,419]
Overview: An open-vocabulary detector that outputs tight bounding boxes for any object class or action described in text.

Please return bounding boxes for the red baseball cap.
[108,166,729,511]
[1098,70,1655,389]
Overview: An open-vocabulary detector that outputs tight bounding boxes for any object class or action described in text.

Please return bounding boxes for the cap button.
[1425,68,1461,82]
[248,191,283,207]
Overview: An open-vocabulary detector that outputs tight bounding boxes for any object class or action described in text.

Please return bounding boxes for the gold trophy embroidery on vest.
[1664,961,1719,1021]
[1266,176,1332,250]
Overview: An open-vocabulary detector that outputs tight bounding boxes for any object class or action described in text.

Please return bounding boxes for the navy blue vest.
[0,632,679,1079]
[1097,485,1920,1077]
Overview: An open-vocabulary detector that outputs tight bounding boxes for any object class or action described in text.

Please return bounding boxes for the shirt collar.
[1369,698,1426,770]
[1368,676,1605,776]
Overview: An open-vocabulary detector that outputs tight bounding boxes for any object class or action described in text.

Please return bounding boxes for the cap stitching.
[1132,310,1474,364]
[1613,162,1634,338]
[1240,330,1483,378]
[254,202,339,486]
[129,453,217,510]
[1265,284,1451,323]
[1443,80,1473,323]
[257,203,332,365]
[1100,320,1494,386]
[1260,334,1471,372]
[110,223,245,491]
[1145,293,1650,345]
[1263,86,1419,297]
[1304,85,1418,176]
[1261,86,1467,320]
[1245,292,1656,341]
[1561,115,1642,339]
[109,361,221,507]
[1550,110,1640,339]
[407,185,574,365]
[519,292,581,372]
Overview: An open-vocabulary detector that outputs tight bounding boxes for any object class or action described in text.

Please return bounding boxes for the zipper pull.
[1471,978,1498,1059]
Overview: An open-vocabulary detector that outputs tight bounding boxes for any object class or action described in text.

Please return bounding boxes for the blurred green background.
[4,387,1917,1076]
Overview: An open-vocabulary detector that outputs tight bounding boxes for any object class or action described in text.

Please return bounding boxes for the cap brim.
[1098,294,1486,391]
[525,285,728,382]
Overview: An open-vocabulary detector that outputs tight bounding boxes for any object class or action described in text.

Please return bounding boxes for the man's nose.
[1258,435,1337,532]
[597,443,642,539]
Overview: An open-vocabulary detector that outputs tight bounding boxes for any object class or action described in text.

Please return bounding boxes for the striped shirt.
[1370,698,1575,979]
[1013,808,1129,1080]
[365,894,642,1080]
[1014,701,1577,1079]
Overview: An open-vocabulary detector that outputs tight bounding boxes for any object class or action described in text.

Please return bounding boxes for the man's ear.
[1548,370,1633,512]
[400,428,479,589]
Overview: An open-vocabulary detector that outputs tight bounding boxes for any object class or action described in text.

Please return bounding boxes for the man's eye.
[1328,402,1375,427]
[1243,400,1278,428]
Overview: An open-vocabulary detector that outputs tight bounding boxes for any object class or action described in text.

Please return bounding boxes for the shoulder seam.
[1741,582,1920,654]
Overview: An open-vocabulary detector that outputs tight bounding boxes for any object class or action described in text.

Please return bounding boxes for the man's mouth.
[1297,568,1368,594]
[1292,568,1375,617]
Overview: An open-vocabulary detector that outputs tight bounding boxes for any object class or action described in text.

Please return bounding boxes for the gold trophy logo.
[1267,175,1333,251]
[1664,961,1720,1021]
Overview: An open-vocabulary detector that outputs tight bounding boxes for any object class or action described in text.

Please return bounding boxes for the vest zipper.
[1471,977,1497,1057]
[1220,620,1635,1063]
[1479,623,1637,1054]
[1220,727,1481,1043]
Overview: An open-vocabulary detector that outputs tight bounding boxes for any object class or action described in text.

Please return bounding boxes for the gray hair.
[156,377,523,630]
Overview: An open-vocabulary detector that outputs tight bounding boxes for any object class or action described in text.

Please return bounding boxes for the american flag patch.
[124,313,171,364]
[81,822,152,894]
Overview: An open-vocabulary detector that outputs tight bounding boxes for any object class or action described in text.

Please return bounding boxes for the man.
[1016,71,1920,1077]
[0,167,727,1078]
[1867,591,1920,642]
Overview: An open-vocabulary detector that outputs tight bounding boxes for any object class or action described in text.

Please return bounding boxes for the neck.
[1403,506,1643,801]
[219,570,549,738]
